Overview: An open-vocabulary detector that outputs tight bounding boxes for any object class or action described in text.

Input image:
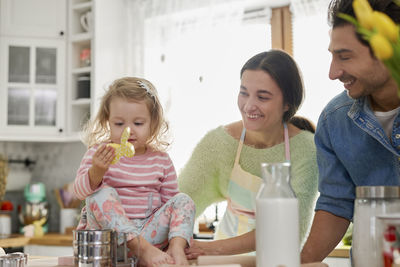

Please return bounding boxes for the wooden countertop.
[328,245,351,258]
[0,235,30,248]
[0,233,73,248]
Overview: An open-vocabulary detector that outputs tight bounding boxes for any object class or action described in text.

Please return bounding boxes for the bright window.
[292,8,342,124]
[143,2,271,172]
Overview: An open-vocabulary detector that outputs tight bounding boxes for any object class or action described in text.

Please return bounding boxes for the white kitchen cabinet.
[0,0,66,39]
[0,0,70,142]
[0,0,128,141]
[0,37,66,140]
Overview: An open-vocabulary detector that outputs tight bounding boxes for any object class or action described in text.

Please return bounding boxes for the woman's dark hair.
[327,0,400,48]
[289,116,316,134]
[240,49,304,123]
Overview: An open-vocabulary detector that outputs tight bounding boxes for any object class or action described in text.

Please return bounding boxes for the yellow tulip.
[353,0,374,30]
[372,11,399,42]
[370,34,393,60]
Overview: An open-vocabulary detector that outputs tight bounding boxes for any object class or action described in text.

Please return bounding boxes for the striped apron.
[215,123,290,239]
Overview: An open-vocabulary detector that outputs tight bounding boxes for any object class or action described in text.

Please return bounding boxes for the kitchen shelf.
[72,1,92,11]
[71,98,91,106]
[72,66,91,74]
[68,0,93,135]
[70,33,92,43]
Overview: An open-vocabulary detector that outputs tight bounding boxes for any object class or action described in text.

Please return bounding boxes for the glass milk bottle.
[256,162,300,267]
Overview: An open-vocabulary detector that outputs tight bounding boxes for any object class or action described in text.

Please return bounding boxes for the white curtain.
[290,0,330,18]
[126,0,271,74]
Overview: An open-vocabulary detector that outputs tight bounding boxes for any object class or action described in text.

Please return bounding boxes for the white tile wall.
[0,142,86,189]
[0,141,87,233]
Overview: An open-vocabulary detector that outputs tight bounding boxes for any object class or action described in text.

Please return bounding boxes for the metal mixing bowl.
[18,201,49,225]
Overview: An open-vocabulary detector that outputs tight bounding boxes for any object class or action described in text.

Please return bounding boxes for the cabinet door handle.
[59,31,64,36]
[59,128,63,133]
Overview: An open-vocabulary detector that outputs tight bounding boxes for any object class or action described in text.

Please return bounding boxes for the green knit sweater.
[178,126,318,243]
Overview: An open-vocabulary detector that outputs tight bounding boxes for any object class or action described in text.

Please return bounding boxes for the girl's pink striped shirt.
[73,144,179,219]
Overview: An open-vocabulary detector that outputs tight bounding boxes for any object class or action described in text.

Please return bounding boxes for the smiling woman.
[178,50,318,258]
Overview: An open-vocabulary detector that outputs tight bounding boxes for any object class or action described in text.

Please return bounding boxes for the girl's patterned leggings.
[76,186,195,249]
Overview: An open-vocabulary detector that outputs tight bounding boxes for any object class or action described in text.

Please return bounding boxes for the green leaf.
[337,13,360,27]
[384,60,400,97]
[357,27,374,40]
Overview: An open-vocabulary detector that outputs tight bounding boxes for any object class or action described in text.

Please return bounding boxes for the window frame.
[271,5,292,55]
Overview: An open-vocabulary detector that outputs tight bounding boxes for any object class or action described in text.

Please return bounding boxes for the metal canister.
[73,229,136,267]
[73,229,114,267]
[0,252,28,267]
[352,186,400,267]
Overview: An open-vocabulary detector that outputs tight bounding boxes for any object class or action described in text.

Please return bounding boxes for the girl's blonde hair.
[82,77,170,151]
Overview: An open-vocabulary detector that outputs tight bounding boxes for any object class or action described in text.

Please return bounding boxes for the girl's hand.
[88,144,115,190]
[92,144,115,171]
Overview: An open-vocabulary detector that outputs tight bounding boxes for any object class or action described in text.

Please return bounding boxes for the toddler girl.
[73,77,195,266]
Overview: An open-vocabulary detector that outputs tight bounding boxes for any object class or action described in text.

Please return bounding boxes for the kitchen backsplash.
[0,141,87,233]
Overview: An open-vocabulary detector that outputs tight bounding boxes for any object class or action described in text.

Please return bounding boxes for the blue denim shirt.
[315,91,400,220]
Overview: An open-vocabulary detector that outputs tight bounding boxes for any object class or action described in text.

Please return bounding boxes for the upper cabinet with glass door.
[0,38,66,141]
[0,0,67,141]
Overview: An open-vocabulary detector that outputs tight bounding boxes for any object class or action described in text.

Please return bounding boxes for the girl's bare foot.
[166,237,189,266]
[140,245,174,266]
[129,236,174,267]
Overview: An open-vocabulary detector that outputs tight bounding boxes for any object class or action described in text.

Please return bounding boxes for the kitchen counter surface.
[0,233,350,258]
[27,254,349,267]
[27,256,67,267]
